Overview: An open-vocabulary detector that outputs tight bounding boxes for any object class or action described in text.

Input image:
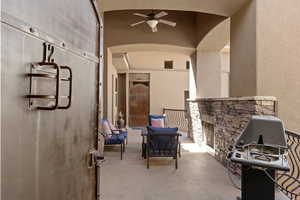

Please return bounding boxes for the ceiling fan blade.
[130,20,146,27]
[133,13,148,18]
[152,26,158,32]
[154,11,168,19]
[158,19,176,27]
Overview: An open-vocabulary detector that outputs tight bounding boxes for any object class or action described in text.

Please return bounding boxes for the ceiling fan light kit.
[131,11,177,32]
[146,20,158,28]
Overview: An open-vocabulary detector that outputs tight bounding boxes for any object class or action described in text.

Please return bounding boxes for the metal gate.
[1,0,102,199]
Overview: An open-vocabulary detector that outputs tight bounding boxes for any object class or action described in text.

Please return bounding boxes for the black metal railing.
[277,130,300,200]
[163,108,188,132]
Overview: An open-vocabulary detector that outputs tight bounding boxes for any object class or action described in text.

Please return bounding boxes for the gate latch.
[88,149,104,169]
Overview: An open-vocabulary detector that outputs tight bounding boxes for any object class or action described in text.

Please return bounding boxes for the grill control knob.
[227,152,233,159]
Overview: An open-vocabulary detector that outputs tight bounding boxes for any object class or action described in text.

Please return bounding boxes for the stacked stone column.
[187,96,277,166]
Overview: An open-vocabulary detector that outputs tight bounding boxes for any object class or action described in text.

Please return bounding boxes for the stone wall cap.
[191,96,277,102]
[186,98,197,102]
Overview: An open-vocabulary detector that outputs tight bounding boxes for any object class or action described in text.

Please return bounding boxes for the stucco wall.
[196,19,230,98]
[196,50,229,98]
[221,51,230,97]
[124,70,189,115]
[116,51,190,116]
[127,51,190,70]
[106,49,118,123]
[150,71,189,114]
[196,51,221,98]
[230,0,300,132]
[230,0,257,97]
[256,0,300,132]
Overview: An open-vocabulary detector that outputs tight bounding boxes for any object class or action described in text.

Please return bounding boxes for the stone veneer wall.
[186,101,203,144]
[187,96,277,166]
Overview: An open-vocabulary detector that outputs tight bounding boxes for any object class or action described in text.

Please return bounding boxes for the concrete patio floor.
[101,129,288,200]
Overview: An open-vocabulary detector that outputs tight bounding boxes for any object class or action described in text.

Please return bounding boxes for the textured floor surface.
[101,129,288,200]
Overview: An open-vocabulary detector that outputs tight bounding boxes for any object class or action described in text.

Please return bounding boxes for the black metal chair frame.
[99,132,125,160]
[148,115,182,158]
[146,132,181,169]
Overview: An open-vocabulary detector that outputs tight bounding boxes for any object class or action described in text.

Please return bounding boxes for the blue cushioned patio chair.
[100,118,126,160]
[104,118,128,145]
[148,114,181,158]
[146,126,181,169]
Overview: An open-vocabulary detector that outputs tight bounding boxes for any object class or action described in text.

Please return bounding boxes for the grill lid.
[235,115,287,148]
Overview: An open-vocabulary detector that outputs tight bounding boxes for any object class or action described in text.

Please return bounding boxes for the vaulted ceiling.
[98,0,249,17]
[101,1,238,54]
[104,10,226,49]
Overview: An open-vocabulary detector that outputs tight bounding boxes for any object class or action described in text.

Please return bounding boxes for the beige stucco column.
[196,51,222,97]
[231,0,300,131]
[196,19,230,98]
[196,50,230,98]
[230,0,257,96]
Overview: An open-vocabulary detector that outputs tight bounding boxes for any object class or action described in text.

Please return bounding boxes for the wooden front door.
[129,81,150,127]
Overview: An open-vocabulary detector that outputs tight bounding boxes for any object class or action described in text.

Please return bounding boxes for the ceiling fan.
[130,11,177,32]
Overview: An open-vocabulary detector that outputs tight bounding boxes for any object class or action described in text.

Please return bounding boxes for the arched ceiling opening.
[104,10,226,49]
[98,0,250,17]
[197,19,230,51]
[109,44,195,71]
[109,44,195,55]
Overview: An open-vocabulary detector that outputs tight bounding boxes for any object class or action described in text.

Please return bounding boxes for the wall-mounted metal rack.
[26,62,72,110]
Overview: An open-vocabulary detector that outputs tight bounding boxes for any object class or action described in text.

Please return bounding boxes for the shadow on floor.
[101,128,288,200]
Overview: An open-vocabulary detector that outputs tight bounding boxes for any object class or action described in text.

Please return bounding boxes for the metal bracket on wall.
[58,66,72,109]
[27,62,61,110]
[26,62,72,110]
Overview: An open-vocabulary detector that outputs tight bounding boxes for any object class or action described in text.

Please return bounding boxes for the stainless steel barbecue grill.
[230,115,290,171]
[228,115,290,200]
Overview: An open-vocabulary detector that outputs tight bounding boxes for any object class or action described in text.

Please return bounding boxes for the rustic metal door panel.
[1,0,100,199]
[35,51,97,200]
[3,0,98,54]
[2,25,40,200]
